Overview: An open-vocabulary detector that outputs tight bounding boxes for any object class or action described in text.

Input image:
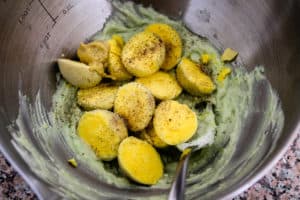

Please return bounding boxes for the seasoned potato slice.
[145,23,182,70]
[58,58,102,88]
[176,58,215,96]
[77,41,111,79]
[77,41,109,65]
[112,34,124,47]
[121,32,166,77]
[109,35,123,55]
[114,82,155,131]
[77,84,119,110]
[135,71,182,100]
[108,37,132,81]
[118,137,163,185]
[140,124,168,148]
[153,100,198,145]
[77,110,128,161]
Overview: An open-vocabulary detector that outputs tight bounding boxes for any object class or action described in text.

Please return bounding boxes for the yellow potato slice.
[114,82,155,132]
[140,124,168,148]
[77,110,127,161]
[145,23,182,70]
[176,58,215,96]
[109,36,123,56]
[121,31,166,77]
[118,137,163,185]
[77,41,109,65]
[108,37,133,81]
[135,71,182,100]
[221,48,238,62]
[58,58,102,88]
[112,34,124,47]
[153,100,198,145]
[77,84,119,110]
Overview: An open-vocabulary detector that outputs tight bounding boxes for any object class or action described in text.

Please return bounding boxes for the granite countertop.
[0,134,299,200]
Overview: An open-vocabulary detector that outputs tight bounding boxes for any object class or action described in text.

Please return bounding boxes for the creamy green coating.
[10,1,284,199]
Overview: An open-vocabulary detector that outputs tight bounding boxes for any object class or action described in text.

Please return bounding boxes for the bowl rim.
[222,123,300,199]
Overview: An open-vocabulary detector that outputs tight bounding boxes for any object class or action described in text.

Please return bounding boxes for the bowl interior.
[0,0,299,199]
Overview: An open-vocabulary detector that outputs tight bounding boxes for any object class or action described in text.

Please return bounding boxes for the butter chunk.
[221,48,238,62]
[201,54,211,65]
[217,67,232,83]
[68,158,78,168]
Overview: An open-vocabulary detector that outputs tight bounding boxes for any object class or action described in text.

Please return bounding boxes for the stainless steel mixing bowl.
[0,0,299,199]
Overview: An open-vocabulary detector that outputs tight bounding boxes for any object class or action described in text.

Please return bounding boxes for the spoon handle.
[168,150,192,200]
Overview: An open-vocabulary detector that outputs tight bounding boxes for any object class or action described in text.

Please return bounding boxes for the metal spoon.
[168,148,192,200]
[168,105,216,200]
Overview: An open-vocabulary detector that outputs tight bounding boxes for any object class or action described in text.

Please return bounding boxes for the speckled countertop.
[0,134,299,200]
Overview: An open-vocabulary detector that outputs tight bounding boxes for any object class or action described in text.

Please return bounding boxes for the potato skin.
[114,82,155,132]
[121,31,166,77]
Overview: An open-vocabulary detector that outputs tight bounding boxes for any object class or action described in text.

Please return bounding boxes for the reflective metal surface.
[0,0,299,199]
[168,149,191,200]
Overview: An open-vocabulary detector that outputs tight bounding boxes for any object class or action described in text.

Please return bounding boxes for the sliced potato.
[77,41,109,65]
[145,23,182,70]
[77,84,119,110]
[221,48,238,62]
[135,71,182,100]
[109,36,122,56]
[108,37,133,81]
[88,62,109,78]
[153,100,198,145]
[121,31,166,77]
[114,82,155,131]
[118,137,163,185]
[58,58,102,88]
[77,110,127,161]
[176,58,215,96]
[112,34,124,47]
[140,124,168,148]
